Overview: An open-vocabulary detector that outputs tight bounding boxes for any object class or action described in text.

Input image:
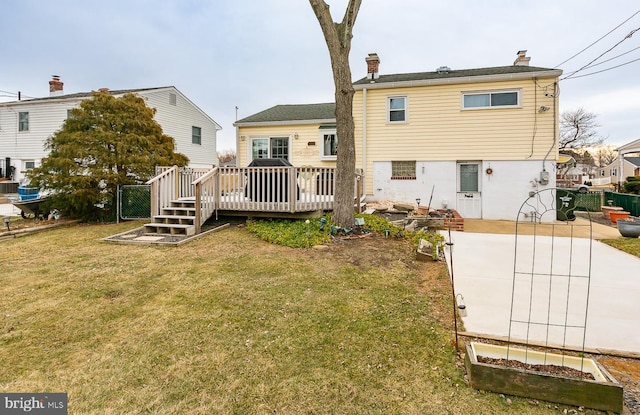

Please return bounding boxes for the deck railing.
[150,165,363,229]
[192,167,219,233]
[215,166,337,213]
[146,165,178,218]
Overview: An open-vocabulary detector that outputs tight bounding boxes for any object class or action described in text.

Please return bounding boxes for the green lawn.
[601,237,640,257]
[0,222,601,414]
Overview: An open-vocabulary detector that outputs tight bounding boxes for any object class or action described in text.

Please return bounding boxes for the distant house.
[0,77,221,183]
[593,138,640,189]
[235,51,562,221]
[600,156,640,184]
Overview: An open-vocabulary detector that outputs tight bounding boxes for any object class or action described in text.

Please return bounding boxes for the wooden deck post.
[194,183,201,234]
[173,165,179,199]
[289,166,296,213]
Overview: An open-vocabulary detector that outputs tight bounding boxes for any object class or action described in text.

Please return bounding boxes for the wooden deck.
[146,165,361,234]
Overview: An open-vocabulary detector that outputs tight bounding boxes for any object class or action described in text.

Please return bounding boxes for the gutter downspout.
[362,87,367,199]
[541,82,559,175]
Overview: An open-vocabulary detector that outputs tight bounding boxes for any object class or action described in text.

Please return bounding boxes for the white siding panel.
[140,89,219,167]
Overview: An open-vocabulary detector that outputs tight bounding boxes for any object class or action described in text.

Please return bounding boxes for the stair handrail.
[192,166,219,234]
[146,165,179,217]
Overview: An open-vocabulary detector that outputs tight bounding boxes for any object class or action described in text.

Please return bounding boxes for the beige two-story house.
[235,51,562,221]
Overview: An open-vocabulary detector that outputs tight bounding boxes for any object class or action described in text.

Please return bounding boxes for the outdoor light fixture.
[538,105,550,113]
[416,198,421,206]
[456,294,467,317]
[3,216,10,231]
[294,133,299,139]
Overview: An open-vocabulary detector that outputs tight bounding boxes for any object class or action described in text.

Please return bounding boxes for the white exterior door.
[456,162,482,218]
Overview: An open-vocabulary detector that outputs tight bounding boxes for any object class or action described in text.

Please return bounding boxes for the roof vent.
[436,66,451,74]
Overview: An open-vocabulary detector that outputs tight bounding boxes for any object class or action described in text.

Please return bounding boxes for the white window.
[251,137,290,160]
[169,93,177,106]
[458,163,480,192]
[391,161,416,179]
[320,129,337,159]
[611,168,617,177]
[192,126,202,145]
[388,96,407,122]
[18,112,29,131]
[462,90,520,109]
[24,160,35,170]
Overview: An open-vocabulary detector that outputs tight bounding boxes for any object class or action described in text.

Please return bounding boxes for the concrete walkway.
[0,202,21,216]
[444,222,640,355]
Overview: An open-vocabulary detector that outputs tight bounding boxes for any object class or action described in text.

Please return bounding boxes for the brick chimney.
[49,75,64,96]
[513,50,531,66]
[366,53,380,80]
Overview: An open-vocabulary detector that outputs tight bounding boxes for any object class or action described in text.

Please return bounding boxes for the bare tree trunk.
[309,0,361,228]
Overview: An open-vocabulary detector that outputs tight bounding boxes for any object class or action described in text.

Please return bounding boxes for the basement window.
[391,161,416,180]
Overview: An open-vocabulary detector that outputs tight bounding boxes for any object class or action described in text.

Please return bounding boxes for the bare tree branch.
[559,108,606,150]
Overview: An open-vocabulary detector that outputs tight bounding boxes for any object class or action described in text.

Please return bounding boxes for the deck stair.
[143,199,197,236]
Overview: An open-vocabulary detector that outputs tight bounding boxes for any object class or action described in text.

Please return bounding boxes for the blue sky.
[2,0,639,151]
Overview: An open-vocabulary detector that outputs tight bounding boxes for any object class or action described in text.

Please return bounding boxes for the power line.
[561,27,639,80]
[555,9,640,68]
[562,56,640,80]
[577,45,640,69]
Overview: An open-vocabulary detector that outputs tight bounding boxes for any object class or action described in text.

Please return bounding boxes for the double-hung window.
[320,128,337,159]
[462,90,520,109]
[18,112,29,131]
[251,137,290,160]
[192,126,202,145]
[388,96,407,122]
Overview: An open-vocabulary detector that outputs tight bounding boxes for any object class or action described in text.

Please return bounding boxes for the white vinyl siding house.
[0,86,221,182]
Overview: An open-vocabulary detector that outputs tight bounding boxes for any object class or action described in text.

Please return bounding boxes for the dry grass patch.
[0,222,604,414]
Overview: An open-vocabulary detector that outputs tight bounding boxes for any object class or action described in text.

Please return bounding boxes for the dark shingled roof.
[353,65,557,85]
[626,157,640,167]
[235,103,336,124]
[1,87,173,104]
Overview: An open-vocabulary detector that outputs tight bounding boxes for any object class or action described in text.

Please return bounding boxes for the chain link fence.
[118,185,151,221]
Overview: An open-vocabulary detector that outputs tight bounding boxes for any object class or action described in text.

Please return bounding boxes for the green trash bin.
[556,189,576,221]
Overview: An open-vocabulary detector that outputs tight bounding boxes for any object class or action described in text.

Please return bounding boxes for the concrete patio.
[445,218,639,355]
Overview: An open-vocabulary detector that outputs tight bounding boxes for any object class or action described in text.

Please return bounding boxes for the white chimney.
[514,50,530,66]
[49,75,64,96]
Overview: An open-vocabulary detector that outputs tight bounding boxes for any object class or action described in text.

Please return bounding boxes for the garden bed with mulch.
[477,356,595,381]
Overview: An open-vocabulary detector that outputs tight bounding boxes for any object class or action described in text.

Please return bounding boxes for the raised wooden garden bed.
[465,342,623,413]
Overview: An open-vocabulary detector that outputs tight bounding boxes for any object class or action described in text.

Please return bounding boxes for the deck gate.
[118,185,151,221]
